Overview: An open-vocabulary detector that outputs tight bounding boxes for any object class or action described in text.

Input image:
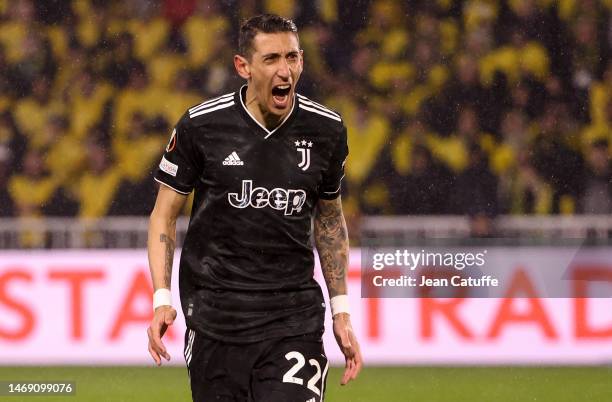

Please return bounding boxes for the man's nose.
[277,58,290,79]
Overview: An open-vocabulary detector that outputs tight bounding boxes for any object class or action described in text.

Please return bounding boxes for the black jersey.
[154,85,348,343]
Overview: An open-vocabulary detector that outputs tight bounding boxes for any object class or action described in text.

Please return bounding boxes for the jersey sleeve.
[319,124,348,200]
[154,114,201,194]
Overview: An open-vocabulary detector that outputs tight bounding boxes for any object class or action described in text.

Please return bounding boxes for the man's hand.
[332,312,363,385]
[147,305,177,366]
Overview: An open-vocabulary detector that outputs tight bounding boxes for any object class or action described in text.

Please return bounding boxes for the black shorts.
[184,328,329,402]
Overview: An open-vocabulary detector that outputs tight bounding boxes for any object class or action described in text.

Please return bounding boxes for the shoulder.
[179,91,237,129]
[296,93,345,133]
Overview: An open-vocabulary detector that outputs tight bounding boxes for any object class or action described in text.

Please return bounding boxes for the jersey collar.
[236,84,298,139]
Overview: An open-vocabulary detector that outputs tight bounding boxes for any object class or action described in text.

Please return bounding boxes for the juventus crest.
[294,139,313,171]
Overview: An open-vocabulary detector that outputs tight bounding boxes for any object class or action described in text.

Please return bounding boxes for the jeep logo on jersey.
[228,180,307,215]
[294,139,312,171]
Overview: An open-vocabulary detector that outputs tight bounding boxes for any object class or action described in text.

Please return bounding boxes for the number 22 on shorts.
[282,351,329,397]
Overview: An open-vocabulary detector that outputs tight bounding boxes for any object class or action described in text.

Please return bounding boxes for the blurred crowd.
[1,0,612,224]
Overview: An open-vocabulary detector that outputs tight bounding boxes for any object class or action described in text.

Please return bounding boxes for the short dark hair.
[238,14,298,58]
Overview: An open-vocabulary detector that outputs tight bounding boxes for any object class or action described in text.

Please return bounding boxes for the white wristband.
[153,288,172,310]
[330,295,350,317]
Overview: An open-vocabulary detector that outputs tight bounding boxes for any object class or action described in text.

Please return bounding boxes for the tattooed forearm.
[314,198,348,298]
[159,233,175,288]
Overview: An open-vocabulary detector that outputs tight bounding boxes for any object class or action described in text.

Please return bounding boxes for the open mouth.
[271,84,291,108]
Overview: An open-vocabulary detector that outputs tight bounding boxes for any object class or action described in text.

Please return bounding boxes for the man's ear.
[234,54,251,80]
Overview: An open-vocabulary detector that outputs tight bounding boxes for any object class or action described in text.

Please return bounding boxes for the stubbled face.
[244,32,303,116]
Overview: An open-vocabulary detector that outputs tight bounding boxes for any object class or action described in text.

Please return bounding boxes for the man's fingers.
[148,324,169,360]
[148,340,161,366]
[348,358,358,382]
[341,334,363,384]
[341,358,354,385]
[147,308,177,366]
[355,351,363,378]
[349,334,363,380]
[341,362,349,385]
[151,324,166,353]
[343,356,362,384]
[333,317,363,385]
[351,355,362,380]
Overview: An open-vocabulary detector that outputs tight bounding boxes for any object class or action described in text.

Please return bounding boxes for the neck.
[244,85,292,130]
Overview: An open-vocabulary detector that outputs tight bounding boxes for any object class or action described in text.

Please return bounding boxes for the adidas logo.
[223,151,244,166]
[305,398,315,402]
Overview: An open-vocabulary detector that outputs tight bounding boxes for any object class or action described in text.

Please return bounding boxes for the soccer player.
[146,14,362,401]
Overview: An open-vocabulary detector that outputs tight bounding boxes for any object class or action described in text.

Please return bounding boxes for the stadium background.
[1,0,612,401]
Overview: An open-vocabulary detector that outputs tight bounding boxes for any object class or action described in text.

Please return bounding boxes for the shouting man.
[147,13,362,401]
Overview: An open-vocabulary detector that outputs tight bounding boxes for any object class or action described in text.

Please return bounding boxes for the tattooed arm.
[314,197,362,384]
[314,197,349,297]
[146,184,188,366]
[148,184,186,291]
